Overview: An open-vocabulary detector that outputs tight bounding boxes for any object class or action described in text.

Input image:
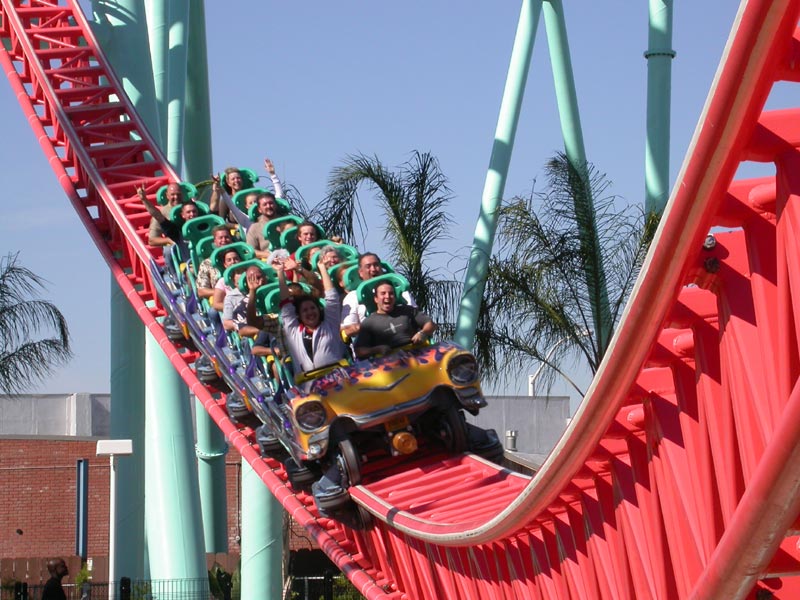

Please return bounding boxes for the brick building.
[0,394,321,586]
[1,391,569,585]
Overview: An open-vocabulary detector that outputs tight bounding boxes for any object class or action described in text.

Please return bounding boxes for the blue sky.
[0,2,742,396]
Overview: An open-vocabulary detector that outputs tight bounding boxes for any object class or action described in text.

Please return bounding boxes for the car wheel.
[468,425,505,464]
[255,424,285,457]
[284,457,317,491]
[437,405,469,454]
[337,438,362,487]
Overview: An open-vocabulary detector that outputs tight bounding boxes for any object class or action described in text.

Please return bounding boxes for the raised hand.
[283,257,299,273]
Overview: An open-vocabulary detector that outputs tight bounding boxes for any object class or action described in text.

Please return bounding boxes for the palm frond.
[478,155,657,390]
[0,338,72,394]
[0,253,72,393]
[312,154,390,244]
[314,151,454,315]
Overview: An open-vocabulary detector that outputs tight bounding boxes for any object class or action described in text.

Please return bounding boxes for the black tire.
[195,355,219,384]
[437,405,469,454]
[330,503,374,530]
[163,316,185,342]
[473,439,505,465]
[337,438,361,487]
[467,425,504,464]
[314,487,352,514]
[284,457,317,491]
[255,424,286,457]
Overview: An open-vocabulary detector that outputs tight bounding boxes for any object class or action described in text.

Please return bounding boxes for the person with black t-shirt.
[354,282,437,358]
[42,558,68,600]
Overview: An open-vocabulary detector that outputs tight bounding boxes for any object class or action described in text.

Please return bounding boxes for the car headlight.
[447,353,480,386]
[295,401,327,432]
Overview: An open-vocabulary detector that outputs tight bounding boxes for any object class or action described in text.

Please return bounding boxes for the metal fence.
[290,574,363,600]
[2,578,210,600]
[2,575,363,600]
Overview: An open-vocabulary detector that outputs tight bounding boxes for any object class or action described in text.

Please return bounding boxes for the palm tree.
[481,153,658,393]
[313,151,462,326]
[0,253,72,394]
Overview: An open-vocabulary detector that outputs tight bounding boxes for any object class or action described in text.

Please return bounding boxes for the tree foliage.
[0,253,72,394]
[313,151,461,322]
[311,150,656,393]
[481,153,658,393]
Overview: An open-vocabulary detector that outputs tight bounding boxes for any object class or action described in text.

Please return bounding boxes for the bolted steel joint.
[704,257,720,273]
[703,234,717,250]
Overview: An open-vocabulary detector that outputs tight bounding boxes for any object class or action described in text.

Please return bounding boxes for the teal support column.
[184,0,214,183]
[90,0,161,144]
[92,0,160,581]
[540,1,588,167]
[541,0,613,352]
[144,0,167,145]
[455,0,541,348]
[194,402,228,554]
[109,280,145,580]
[144,332,207,582]
[241,459,283,599]
[645,0,675,215]
[140,74,207,597]
[146,0,189,170]
[183,0,229,555]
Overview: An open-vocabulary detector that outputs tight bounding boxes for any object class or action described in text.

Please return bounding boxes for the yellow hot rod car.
[252,340,502,513]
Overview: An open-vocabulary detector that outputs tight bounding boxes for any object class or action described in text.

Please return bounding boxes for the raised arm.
[245,271,265,328]
[137,185,164,222]
[264,157,284,198]
[284,256,322,291]
[276,262,290,302]
[210,174,229,219]
[318,261,334,292]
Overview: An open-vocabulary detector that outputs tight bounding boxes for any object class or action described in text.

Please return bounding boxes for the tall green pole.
[144,332,207,582]
[540,1,587,166]
[144,0,167,147]
[645,0,675,215]
[143,0,208,581]
[184,0,213,182]
[165,1,188,171]
[541,0,613,352]
[455,0,541,348]
[184,0,229,555]
[194,409,228,554]
[109,282,145,581]
[90,0,160,582]
[146,0,188,170]
[241,459,283,599]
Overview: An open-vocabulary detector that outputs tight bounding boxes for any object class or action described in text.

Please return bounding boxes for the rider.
[354,281,437,358]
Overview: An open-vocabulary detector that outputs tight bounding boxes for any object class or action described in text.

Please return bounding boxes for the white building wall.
[466,395,570,459]
[0,393,111,436]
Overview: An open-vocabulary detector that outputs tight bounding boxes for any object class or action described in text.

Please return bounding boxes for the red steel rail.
[0,2,391,599]
[341,0,800,597]
[4,0,800,597]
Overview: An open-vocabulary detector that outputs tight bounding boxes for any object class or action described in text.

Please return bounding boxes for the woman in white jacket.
[276,259,346,376]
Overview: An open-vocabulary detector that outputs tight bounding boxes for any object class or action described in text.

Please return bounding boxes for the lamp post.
[528,330,592,396]
[96,439,133,600]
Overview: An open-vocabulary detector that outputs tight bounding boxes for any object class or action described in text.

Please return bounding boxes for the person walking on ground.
[42,558,68,600]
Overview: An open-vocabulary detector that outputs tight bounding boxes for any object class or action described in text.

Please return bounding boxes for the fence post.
[119,577,131,600]
[324,572,333,600]
[13,581,27,600]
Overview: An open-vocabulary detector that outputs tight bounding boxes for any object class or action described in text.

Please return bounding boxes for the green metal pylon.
[645,0,675,215]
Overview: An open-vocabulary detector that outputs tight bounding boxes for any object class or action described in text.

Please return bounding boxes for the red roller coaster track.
[4,0,800,598]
